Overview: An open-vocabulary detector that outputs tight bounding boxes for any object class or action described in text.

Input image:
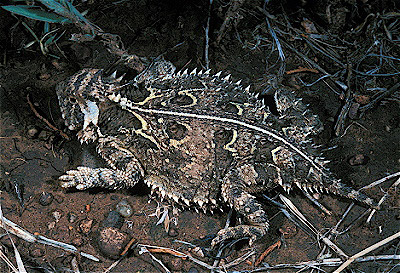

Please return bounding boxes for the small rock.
[348,102,360,119]
[97,227,131,259]
[67,212,78,223]
[38,130,51,141]
[348,154,369,166]
[110,195,119,200]
[168,227,179,237]
[37,72,51,81]
[70,43,92,63]
[189,246,204,258]
[51,60,67,71]
[79,219,94,234]
[52,210,62,222]
[27,126,40,139]
[0,235,17,248]
[279,220,298,238]
[54,194,64,204]
[102,211,123,229]
[72,236,84,247]
[30,247,45,257]
[168,257,183,271]
[354,95,370,105]
[116,200,133,217]
[38,192,54,206]
[48,221,56,230]
[187,267,199,273]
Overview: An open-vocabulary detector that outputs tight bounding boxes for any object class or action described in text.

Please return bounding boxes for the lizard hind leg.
[211,168,270,248]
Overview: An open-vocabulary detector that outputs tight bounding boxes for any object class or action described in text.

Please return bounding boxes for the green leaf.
[2,5,72,23]
[39,0,71,18]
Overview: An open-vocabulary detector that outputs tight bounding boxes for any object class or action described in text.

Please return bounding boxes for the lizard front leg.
[60,136,144,190]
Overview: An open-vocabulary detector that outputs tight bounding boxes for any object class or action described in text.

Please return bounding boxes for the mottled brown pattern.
[56,60,378,247]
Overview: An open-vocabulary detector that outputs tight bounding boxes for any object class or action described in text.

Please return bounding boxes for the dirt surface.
[0,0,399,272]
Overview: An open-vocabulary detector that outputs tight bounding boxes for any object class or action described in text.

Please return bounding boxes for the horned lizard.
[56,60,378,247]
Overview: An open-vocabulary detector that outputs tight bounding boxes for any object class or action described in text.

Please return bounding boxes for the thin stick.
[360,171,400,190]
[26,94,70,140]
[286,67,319,74]
[279,195,348,259]
[139,246,171,273]
[302,190,331,215]
[215,0,245,45]
[366,177,400,223]
[317,203,354,260]
[360,81,400,112]
[120,237,137,256]
[223,250,256,269]
[212,209,233,271]
[333,231,400,272]
[0,209,99,262]
[204,0,213,70]
[255,240,281,266]
[334,62,353,136]
[252,255,400,271]
[138,244,221,272]
[337,207,372,235]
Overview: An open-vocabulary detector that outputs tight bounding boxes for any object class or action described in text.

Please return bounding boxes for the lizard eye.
[170,94,193,106]
[69,97,77,104]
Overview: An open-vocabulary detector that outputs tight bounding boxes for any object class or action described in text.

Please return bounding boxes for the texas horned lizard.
[56,60,377,246]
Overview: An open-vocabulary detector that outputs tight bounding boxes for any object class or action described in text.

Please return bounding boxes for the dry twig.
[333,231,400,272]
[366,177,400,223]
[0,210,99,262]
[252,254,400,271]
[215,0,245,44]
[360,171,400,190]
[27,94,70,140]
[286,67,319,74]
[255,240,281,266]
[279,195,349,259]
[138,244,222,272]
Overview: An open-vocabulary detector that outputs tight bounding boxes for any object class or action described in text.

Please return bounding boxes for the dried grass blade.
[333,231,400,272]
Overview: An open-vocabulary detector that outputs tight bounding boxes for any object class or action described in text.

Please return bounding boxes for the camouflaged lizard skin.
[56,60,378,247]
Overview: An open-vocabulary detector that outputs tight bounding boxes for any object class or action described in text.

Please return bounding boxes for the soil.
[0,0,399,272]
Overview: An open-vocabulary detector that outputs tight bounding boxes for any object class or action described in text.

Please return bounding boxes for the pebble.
[0,235,17,248]
[348,102,360,119]
[27,125,40,139]
[116,200,133,217]
[67,212,78,223]
[38,192,54,206]
[37,72,51,81]
[97,227,131,259]
[348,154,369,166]
[72,236,84,247]
[102,210,123,229]
[187,267,199,273]
[168,227,179,237]
[52,210,62,222]
[168,257,183,271]
[53,194,64,204]
[189,246,204,258]
[79,219,94,234]
[279,221,298,239]
[38,130,51,141]
[48,221,56,230]
[29,247,45,257]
